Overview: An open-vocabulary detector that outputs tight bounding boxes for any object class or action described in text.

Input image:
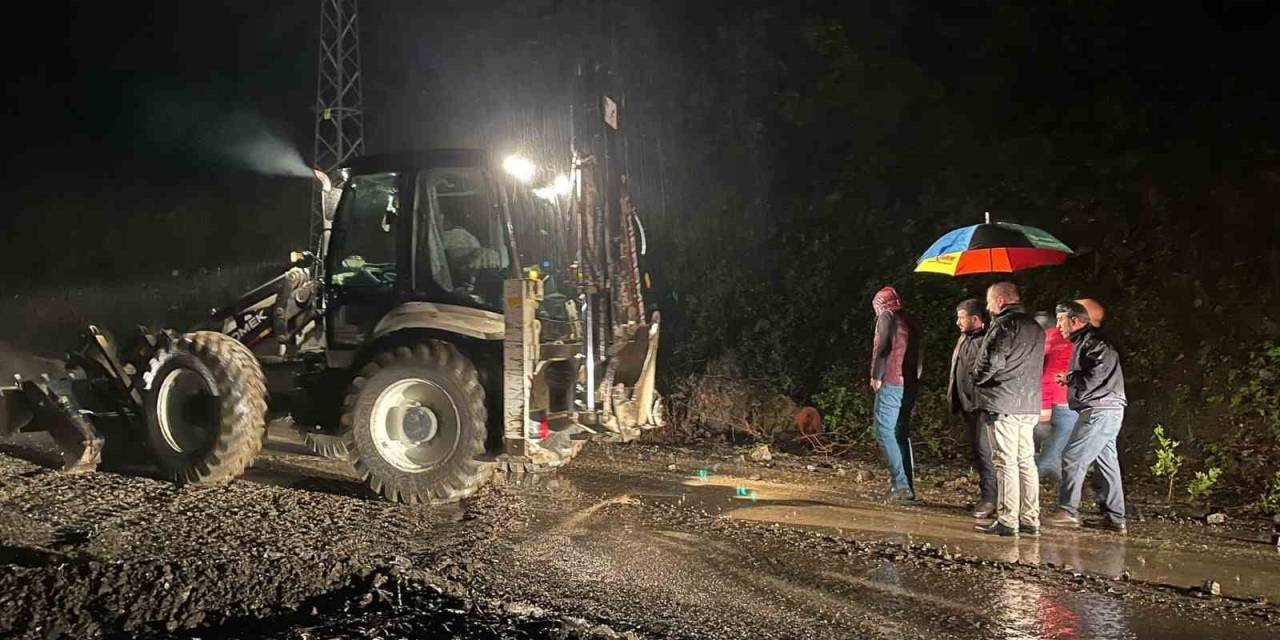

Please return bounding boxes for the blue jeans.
[1058,407,1126,523]
[873,384,915,492]
[1036,405,1079,481]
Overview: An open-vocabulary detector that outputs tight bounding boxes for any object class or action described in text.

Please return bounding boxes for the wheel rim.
[156,368,218,454]
[370,378,460,473]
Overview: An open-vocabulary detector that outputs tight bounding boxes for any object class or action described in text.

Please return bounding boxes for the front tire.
[342,341,490,504]
[143,331,267,483]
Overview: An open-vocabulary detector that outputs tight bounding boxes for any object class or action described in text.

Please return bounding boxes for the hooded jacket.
[1066,325,1127,410]
[870,287,922,387]
[971,303,1044,415]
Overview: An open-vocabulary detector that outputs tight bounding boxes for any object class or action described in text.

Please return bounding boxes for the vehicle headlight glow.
[533,173,574,201]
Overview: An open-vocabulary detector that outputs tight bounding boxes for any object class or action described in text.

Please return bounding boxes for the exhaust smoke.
[142,95,314,178]
[213,111,313,178]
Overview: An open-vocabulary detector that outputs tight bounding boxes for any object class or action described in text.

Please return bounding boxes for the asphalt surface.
[1,429,1278,639]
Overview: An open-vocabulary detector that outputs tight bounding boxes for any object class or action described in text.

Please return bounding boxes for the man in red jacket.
[869,286,922,502]
[1034,312,1079,483]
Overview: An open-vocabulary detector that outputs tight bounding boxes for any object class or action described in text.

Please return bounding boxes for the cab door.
[324,171,410,351]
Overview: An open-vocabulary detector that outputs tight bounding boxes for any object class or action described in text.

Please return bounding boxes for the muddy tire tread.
[341,340,490,504]
[145,331,267,483]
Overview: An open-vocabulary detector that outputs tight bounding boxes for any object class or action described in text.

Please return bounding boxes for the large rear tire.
[143,331,267,483]
[342,341,490,504]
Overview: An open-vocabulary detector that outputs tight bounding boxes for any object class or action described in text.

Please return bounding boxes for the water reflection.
[994,571,1131,640]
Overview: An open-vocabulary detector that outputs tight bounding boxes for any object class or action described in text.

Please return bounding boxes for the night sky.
[4,3,309,175]
[7,2,1278,175]
[2,1,1278,282]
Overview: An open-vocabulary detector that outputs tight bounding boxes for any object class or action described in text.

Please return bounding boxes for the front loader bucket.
[0,384,35,437]
[0,380,103,473]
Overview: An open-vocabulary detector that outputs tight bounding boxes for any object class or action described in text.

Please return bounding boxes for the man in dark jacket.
[1046,300,1128,533]
[971,282,1044,536]
[949,299,996,518]
[869,286,922,501]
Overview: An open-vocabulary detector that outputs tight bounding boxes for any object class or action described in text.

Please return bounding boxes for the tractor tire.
[341,341,490,504]
[143,331,267,483]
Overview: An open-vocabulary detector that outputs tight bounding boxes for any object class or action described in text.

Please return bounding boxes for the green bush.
[1229,342,1280,438]
[1187,467,1222,500]
[1259,472,1280,515]
[812,365,872,439]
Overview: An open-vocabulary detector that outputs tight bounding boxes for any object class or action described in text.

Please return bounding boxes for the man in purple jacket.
[869,286,923,501]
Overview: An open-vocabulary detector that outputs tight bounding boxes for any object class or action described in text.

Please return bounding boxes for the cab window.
[330,172,399,290]
[416,168,508,304]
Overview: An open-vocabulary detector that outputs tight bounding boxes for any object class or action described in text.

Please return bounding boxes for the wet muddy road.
[1,430,1278,639]
[470,446,1280,640]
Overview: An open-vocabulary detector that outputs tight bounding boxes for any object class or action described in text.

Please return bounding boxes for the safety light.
[533,173,574,201]
[502,154,536,183]
[552,173,573,195]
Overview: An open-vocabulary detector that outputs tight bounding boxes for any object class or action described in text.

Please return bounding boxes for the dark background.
[2,1,1278,503]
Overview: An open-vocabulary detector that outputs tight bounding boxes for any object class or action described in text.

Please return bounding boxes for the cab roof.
[342,148,490,174]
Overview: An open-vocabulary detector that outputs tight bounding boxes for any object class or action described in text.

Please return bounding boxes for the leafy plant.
[1187,467,1221,500]
[1150,424,1184,505]
[812,366,872,439]
[1229,341,1280,438]
[1259,471,1280,515]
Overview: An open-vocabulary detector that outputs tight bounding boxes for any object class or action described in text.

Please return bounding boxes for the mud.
[467,447,1280,639]
[1,432,1278,639]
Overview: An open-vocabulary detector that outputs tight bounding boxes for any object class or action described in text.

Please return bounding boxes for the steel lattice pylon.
[311,0,365,245]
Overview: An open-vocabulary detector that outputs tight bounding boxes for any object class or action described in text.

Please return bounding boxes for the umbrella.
[915,214,1073,276]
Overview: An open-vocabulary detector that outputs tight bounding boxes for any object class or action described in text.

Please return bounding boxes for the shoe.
[971,501,996,519]
[1099,518,1127,534]
[1020,524,1040,537]
[1045,511,1081,528]
[888,487,916,503]
[975,521,1018,537]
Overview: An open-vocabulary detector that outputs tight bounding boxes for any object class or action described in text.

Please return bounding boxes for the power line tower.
[311,0,365,246]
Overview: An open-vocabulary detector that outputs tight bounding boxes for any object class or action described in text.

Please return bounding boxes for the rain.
[1,1,1279,639]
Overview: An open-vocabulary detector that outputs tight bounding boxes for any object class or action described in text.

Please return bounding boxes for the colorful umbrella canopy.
[915,220,1073,276]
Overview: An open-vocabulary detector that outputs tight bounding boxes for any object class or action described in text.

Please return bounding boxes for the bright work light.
[502,154,536,183]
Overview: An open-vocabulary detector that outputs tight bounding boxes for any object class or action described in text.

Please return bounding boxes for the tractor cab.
[320,150,526,354]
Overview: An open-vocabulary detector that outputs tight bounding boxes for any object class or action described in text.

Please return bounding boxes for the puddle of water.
[596,469,1280,603]
[842,564,1268,640]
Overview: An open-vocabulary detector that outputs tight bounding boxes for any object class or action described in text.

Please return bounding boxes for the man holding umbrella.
[913,214,1074,531]
[971,282,1045,536]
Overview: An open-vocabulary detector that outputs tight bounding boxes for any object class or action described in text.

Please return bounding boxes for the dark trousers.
[962,409,997,504]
